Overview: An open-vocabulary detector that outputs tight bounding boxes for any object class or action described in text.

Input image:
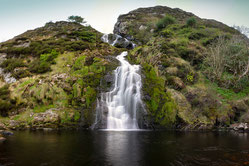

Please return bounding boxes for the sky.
[0,0,249,42]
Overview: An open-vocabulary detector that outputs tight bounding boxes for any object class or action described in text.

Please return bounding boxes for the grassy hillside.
[0,21,121,129]
[116,6,249,129]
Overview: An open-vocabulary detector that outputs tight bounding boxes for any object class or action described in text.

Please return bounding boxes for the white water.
[101,34,136,48]
[93,34,143,130]
[101,51,143,129]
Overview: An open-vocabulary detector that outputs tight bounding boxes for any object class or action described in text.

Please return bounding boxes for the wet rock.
[230,123,248,132]
[43,128,54,132]
[101,34,135,49]
[8,120,20,130]
[0,130,14,136]
[104,73,114,84]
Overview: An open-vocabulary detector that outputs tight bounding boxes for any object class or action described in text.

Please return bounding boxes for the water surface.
[0,131,249,166]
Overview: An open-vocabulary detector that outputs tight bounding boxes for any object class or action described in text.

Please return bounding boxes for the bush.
[0,58,26,72]
[0,85,16,117]
[203,35,249,91]
[156,15,176,30]
[186,17,197,27]
[40,49,59,64]
[161,29,174,38]
[28,59,51,74]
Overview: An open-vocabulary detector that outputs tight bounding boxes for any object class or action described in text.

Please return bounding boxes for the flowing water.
[96,34,143,130]
[0,131,249,166]
[96,51,144,130]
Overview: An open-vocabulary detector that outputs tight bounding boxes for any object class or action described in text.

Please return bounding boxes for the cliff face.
[115,6,249,130]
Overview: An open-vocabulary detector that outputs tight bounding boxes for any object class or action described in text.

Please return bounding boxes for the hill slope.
[0,21,121,129]
[115,6,249,129]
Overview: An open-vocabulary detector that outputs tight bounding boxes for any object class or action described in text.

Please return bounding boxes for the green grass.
[33,105,55,113]
[205,79,249,101]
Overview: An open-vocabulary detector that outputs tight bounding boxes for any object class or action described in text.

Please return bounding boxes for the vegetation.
[156,15,176,30]
[0,85,17,117]
[186,17,197,27]
[67,15,86,24]
[203,36,249,91]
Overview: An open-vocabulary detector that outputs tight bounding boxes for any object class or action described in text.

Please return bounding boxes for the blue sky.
[0,0,248,41]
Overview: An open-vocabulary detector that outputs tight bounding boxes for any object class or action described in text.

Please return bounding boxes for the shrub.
[203,35,249,91]
[186,17,197,27]
[156,15,176,30]
[28,59,51,74]
[161,29,174,38]
[0,58,26,72]
[0,85,17,117]
[40,49,59,64]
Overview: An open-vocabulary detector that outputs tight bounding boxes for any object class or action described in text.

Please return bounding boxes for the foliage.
[156,15,176,30]
[28,59,51,74]
[0,58,26,72]
[40,49,59,64]
[203,35,249,91]
[0,85,17,117]
[28,50,58,74]
[186,17,197,27]
[67,15,86,24]
[69,30,96,43]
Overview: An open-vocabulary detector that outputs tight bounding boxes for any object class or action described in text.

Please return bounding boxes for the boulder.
[167,88,194,125]
[32,109,60,126]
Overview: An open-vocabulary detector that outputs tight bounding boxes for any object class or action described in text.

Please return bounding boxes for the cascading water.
[94,34,144,130]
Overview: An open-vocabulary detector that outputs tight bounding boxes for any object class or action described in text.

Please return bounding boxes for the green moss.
[142,63,177,126]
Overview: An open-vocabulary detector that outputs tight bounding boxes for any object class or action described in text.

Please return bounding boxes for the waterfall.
[94,34,143,130]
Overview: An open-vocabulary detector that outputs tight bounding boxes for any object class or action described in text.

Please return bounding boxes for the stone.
[0,130,14,136]
[230,123,248,131]
[139,25,147,30]
[32,110,60,125]
[43,128,53,132]
[167,88,194,125]
[0,136,6,143]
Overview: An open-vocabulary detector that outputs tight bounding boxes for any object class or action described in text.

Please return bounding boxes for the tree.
[67,15,86,24]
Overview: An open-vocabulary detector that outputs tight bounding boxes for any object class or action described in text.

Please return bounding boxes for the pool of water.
[0,130,248,166]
